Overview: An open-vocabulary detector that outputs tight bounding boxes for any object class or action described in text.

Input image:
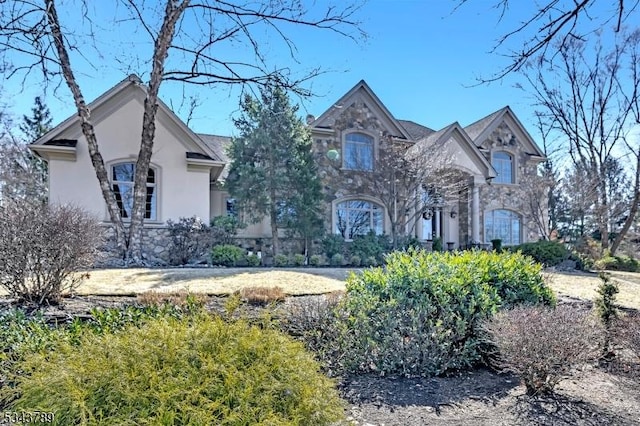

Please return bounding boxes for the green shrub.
[210,244,244,267]
[292,254,306,267]
[309,254,323,267]
[336,249,555,377]
[349,231,389,262]
[483,305,602,395]
[396,235,423,251]
[4,316,345,425]
[363,256,378,267]
[594,254,640,272]
[432,236,443,252]
[349,255,362,267]
[210,215,242,245]
[491,239,502,252]
[274,254,289,267]
[321,234,344,259]
[513,240,570,266]
[330,253,344,267]
[594,272,619,358]
[245,253,261,267]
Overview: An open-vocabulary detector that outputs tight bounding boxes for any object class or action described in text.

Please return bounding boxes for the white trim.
[342,130,377,171]
[107,159,161,222]
[331,195,385,240]
[491,149,517,184]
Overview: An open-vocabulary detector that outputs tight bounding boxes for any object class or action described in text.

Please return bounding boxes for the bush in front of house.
[349,255,362,267]
[245,253,261,267]
[349,231,389,264]
[330,253,344,267]
[292,254,306,267]
[274,254,289,267]
[166,216,210,265]
[210,215,242,245]
[594,254,640,272]
[210,244,245,266]
[0,201,102,305]
[512,240,571,267]
[334,249,555,377]
[321,234,345,259]
[3,315,345,425]
[482,305,602,395]
[309,254,324,267]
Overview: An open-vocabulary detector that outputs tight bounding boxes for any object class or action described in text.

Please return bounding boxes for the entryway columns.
[471,185,480,243]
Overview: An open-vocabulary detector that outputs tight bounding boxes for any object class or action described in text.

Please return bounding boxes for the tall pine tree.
[20,96,53,142]
[226,84,323,257]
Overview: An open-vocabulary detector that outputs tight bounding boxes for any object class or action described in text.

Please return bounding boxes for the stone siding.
[312,100,390,234]
[478,122,542,243]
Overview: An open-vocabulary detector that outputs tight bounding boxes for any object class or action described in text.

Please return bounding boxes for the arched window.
[335,199,383,239]
[344,133,373,171]
[493,151,514,184]
[484,209,521,245]
[111,162,157,220]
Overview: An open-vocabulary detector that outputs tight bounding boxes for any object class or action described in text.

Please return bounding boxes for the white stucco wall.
[47,86,210,223]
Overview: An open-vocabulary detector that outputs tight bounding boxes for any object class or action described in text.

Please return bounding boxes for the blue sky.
[0,0,618,145]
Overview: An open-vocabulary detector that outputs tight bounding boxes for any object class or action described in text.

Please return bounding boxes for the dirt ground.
[4,293,638,426]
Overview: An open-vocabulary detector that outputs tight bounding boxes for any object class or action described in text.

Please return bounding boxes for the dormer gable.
[310,80,412,140]
[464,106,546,160]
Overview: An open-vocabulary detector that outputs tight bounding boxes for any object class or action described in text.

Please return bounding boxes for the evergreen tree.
[20,96,53,142]
[226,84,323,257]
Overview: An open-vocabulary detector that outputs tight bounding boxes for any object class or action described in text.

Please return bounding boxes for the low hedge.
[210,244,245,267]
[512,240,570,267]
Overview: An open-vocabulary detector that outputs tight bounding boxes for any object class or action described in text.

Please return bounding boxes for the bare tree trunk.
[611,153,640,255]
[127,0,189,264]
[45,0,127,257]
[269,182,280,257]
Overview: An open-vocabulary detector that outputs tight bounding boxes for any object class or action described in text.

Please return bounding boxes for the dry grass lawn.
[2,266,638,310]
[73,267,356,296]
[546,270,640,310]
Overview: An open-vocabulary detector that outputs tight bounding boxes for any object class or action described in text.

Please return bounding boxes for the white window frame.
[492,151,515,184]
[111,162,158,221]
[484,209,521,245]
[334,198,384,240]
[343,132,374,171]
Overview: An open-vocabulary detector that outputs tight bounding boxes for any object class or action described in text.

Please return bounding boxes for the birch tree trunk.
[127,0,190,264]
[45,0,127,257]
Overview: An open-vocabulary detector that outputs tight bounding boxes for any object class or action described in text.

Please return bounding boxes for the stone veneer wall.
[313,100,392,234]
[96,225,312,267]
[477,122,542,243]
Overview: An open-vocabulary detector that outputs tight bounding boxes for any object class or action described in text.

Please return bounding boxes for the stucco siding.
[47,89,210,223]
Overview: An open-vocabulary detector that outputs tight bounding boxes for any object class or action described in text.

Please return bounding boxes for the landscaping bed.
[1,293,639,426]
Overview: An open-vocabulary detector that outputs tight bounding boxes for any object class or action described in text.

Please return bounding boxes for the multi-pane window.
[344,133,373,171]
[226,198,237,218]
[335,199,383,239]
[484,209,521,245]
[493,151,514,184]
[111,163,157,220]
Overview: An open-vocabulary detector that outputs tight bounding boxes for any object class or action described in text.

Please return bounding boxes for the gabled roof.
[463,106,546,158]
[31,74,222,161]
[198,134,232,180]
[310,80,413,140]
[407,122,497,180]
[398,120,435,140]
